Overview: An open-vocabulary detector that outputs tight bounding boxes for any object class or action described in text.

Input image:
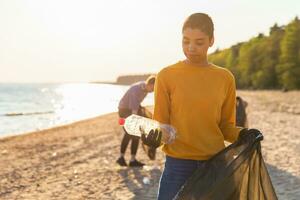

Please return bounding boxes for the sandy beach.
[0,91,300,200]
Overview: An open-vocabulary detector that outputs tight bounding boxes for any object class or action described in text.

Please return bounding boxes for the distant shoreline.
[90,81,126,85]
[92,73,155,85]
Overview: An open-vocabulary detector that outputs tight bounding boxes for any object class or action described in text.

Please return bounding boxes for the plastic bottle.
[123,114,176,144]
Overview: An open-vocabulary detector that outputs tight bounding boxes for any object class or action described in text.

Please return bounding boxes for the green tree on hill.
[225,43,243,86]
[276,17,300,89]
[209,17,300,89]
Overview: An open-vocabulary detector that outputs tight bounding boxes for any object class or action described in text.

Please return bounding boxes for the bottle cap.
[118,118,125,126]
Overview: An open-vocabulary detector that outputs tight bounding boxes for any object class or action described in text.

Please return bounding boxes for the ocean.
[0,83,154,137]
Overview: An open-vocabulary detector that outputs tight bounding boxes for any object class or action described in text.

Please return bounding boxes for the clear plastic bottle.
[124,114,176,144]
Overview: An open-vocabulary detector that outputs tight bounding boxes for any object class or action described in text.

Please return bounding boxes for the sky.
[1,0,299,83]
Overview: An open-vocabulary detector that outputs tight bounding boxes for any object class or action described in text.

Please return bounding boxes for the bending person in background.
[116,75,155,167]
[236,96,248,128]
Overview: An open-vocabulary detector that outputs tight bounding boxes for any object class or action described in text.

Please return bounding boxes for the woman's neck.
[184,59,210,67]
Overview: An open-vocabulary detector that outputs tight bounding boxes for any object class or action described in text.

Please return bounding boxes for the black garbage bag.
[174,132,277,200]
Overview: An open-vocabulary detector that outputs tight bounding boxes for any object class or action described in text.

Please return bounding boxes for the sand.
[0,91,299,200]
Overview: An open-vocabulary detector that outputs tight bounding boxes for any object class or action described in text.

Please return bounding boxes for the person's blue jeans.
[157,156,207,200]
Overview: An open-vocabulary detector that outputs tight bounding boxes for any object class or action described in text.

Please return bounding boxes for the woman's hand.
[239,128,263,141]
[141,129,162,148]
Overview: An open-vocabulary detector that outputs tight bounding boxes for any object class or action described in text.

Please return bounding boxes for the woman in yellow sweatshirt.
[141,13,261,200]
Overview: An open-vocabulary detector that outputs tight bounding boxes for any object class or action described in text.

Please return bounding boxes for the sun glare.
[53,83,125,123]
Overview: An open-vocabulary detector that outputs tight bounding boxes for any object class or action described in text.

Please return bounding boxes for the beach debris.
[52,152,57,157]
[73,169,79,179]
[143,162,160,171]
[103,159,109,164]
[1,149,8,155]
[142,177,150,185]
[153,161,160,169]
[143,165,154,171]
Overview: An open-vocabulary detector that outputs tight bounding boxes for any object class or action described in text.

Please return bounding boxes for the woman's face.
[182,28,214,63]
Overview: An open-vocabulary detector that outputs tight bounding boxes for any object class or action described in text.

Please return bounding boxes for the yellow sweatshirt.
[153,61,242,160]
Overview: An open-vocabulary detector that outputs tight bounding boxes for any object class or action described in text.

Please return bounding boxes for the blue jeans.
[157,156,207,200]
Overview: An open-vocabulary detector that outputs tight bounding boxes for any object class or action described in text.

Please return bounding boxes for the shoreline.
[0,104,154,140]
[0,112,116,141]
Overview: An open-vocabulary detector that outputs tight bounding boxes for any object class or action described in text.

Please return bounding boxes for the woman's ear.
[209,36,214,47]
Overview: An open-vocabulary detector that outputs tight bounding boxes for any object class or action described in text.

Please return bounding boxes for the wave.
[3,111,54,117]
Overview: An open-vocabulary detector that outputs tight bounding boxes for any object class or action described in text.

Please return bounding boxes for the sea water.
[0,83,154,137]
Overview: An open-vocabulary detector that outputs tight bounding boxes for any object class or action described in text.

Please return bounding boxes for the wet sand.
[0,91,299,199]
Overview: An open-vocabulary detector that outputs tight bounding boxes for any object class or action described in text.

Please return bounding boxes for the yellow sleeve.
[220,75,242,143]
[153,71,171,124]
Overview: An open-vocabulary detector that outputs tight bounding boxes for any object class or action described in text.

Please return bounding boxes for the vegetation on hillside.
[209,17,300,89]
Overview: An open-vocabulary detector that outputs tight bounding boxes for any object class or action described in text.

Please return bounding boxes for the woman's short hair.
[182,13,214,40]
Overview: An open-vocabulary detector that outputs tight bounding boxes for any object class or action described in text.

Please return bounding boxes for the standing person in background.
[141,13,262,199]
[236,96,248,128]
[116,75,156,167]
